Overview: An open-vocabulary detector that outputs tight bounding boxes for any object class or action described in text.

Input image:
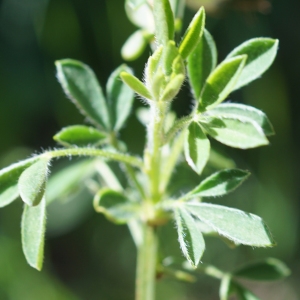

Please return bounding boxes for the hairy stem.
[44,148,143,169]
[135,223,158,300]
[147,101,169,203]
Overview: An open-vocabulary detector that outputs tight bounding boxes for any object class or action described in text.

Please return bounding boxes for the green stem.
[43,148,143,169]
[164,114,193,145]
[135,223,158,300]
[147,101,169,203]
[198,264,224,280]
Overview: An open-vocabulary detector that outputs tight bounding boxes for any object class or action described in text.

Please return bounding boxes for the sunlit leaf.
[162,41,181,76]
[169,0,185,19]
[187,169,250,198]
[199,55,246,111]
[179,7,205,59]
[21,197,46,271]
[145,46,164,89]
[106,65,135,131]
[227,38,279,90]
[201,115,269,149]
[160,74,185,102]
[184,122,210,174]
[126,0,146,9]
[187,29,217,99]
[153,0,175,45]
[121,30,148,61]
[120,71,152,100]
[174,207,205,268]
[0,157,39,208]
[125,0,154,32]
[234,258,291,281]
[18,157,50,206]
[208,103,274,136]
[55,59,110,130]
[54,125,107,147]
[93,188,139,224]
[186,203,275,247]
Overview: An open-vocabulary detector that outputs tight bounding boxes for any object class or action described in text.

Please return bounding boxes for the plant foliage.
[0,1,289,299]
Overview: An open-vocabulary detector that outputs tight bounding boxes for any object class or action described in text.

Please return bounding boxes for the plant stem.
[44,148,143,168]
[135,223,158,300]
[147,101,169,203]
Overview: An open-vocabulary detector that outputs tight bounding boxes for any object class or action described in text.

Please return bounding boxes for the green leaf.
[199,55,247,112]
[162,41,180,75]
[120,71,152,100]
[179,7,205,59]
[21,197,46,271]
[106,65,135,131]
[126,0,146,10]
[187,29,217,99]
[227,38,279,90]
[121,30,148,61]
[18,157,50,206]
[160,74,185,102]
[145,46,163,84]
[174,207,205,268]
[201,115,269,149]
[233,282,261,300]
[46,159,96,205]
[0,157,39,208]
[55,59,110,130]
[219,274,232,300]
[186,203,275,247]
[234,258,291,281]
[125,0,154,32]
[187,169,250,198]
[53,125,107,147]
[208,103,274,136]
[153,0,175,45]
[184,122,210,174]
[93,188,139,224]
[169,0,185,20]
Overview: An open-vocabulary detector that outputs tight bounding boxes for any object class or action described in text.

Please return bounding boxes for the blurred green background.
[0,0,299,299]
